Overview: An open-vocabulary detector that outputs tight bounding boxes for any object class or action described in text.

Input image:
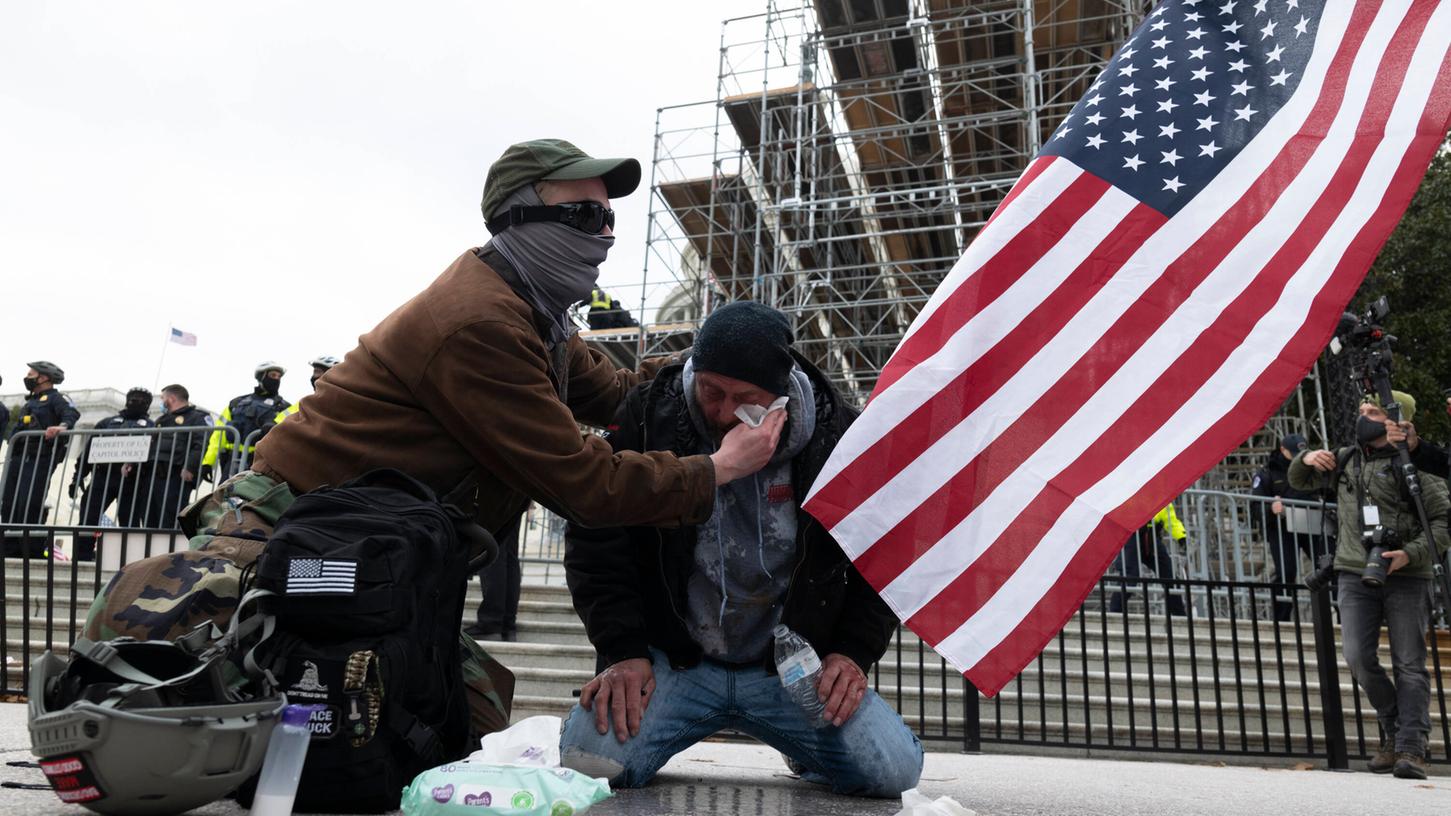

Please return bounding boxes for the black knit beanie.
[692,301,795,396]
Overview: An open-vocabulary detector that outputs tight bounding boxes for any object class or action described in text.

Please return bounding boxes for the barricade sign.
[85,436,153,465]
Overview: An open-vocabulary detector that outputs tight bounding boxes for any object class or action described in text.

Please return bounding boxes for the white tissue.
[733,396,789,428]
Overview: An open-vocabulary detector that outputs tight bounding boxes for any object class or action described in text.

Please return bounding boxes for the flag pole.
[153,326,172,392]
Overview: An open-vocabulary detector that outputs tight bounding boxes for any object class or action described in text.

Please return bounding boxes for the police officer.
[0,376,10,443]
[1,362,81,541]
[1251,433,1326,620]
[70,388,154,552]
[273,356,339,425]
[203,362,290,479]
[147,384,213,529]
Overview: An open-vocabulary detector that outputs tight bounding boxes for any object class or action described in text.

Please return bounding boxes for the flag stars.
[1120,46,1138,60]
[1119,62,1140,77]
[1185,11,1203,22]
[1086,94,1104,107]
[1150,17,1170,31]
[1163,176,1185,193]
[1159,122,1182,139]
[1294,16,1310,36]
[1254,0,1269,14]
[1157,98,1179,114]
[1192,66,1213,81]
[1228,59,1250,73]
[1185,27,1206,41]
[1223,20,1243,34]
[1194,90,1216,106]
[1189,46,1209,60]
[1260,19,1278,39]
[1122,129,1143,145]
[1124,154,1145,171]
[1155,76,1178,92]
[1270,69,1292,86]
[1219,1,1237,14]
[1054,126,1072,141]
[1120,103,1142,120]
[1160,149,1183,167]
[1234,104,1259,121]
[1085,111,1106,126]
[1200,141,1223,158]
[1153,55,1174,70]
[1085,133,1106,149]
[1231,80,1254,96]
[1286,0,1299,9]
[1119,83,1140,97]
[1196,115,1219,132]
[1152,36,1171,49]
[1225,40,1246,53]
[1267,44,1285,62]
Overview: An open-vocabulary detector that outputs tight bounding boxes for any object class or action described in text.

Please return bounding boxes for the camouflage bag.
[81,471,514,741]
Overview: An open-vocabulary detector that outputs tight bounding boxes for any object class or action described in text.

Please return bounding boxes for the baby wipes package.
[400,763,610,816]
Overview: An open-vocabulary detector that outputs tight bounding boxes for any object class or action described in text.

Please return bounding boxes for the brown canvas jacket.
[253,248,714,533]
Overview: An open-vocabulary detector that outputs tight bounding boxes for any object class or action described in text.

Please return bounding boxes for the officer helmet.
[28,636,285,815]
[27,361,65,384]
[253,361,286,380]
[308,355,341,370]
[125,387,153,402]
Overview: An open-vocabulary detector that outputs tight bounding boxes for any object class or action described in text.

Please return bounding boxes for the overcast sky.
[1,1,761,413]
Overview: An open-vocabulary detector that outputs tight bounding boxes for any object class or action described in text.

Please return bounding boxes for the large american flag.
[803,0,1451,695]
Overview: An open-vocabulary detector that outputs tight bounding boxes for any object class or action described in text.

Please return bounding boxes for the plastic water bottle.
[773,625,827,728]
[251,704,315,816]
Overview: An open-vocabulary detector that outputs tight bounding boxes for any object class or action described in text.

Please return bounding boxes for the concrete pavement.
[0,704,1446,815]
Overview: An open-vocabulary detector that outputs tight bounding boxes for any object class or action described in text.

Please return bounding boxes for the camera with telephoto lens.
[1361,525,1399,588]
[1331,296,1394,356]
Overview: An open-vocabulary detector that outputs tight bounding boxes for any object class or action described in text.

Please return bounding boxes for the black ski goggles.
[486,201,615,236]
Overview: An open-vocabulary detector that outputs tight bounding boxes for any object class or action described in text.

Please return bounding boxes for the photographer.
[1290,392,1451,779]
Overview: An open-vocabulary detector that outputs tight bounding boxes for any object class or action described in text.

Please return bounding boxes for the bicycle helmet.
[27,360,65,384]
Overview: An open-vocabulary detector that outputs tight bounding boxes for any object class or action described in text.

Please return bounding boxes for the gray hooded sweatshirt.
[681,358,817,663]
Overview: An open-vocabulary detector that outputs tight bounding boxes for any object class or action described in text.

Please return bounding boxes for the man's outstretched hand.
[711,409,786,485]
[579,657,655,743]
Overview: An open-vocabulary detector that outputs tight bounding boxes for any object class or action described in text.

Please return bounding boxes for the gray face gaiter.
[483,185,614,345]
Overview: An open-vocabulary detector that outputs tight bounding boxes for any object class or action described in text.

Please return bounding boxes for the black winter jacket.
[564,352,899,676]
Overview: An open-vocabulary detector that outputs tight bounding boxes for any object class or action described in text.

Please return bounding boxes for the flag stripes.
[802,0,1451,694]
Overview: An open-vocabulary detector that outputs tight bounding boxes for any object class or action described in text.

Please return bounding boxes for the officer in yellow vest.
[1108,504,1189,616]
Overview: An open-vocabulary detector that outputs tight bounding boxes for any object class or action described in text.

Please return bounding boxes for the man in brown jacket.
[84,139,783,737]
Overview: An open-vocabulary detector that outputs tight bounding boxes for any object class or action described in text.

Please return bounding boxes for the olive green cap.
[1363,390,1417,422]
[480,138,641,221]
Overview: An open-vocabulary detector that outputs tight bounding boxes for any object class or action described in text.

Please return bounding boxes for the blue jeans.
[559,649,923,798]
[1337,572,1432,754]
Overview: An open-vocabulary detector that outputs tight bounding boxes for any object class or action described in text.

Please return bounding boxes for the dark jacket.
[7,387,80,459]
[564,352,898,676]
[1250,450,1319,534]
[151,404,213,475]
[253,248,713,534]
[1410,438,1450,480]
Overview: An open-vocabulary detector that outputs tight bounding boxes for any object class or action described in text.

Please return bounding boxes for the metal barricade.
[0,425,243,537]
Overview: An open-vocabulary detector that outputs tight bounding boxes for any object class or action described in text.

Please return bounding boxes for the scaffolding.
[585,0,1329,487]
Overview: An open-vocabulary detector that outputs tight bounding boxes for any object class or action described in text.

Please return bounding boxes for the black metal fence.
[2,522,1447,770]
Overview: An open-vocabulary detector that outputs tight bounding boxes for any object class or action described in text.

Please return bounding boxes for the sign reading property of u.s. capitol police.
[86,436,152,464]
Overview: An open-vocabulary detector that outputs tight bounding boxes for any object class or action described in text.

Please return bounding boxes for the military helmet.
[308,355,341,370]
[27,360,65,384]
[253,361,286,380]
[28,631,284,815]
[125,387,152,401]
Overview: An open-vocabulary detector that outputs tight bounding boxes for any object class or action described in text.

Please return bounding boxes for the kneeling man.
[560,302,923,797]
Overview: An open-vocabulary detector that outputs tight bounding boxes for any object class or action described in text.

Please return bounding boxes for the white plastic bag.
[468,715,562,767]
[892,788,977,816]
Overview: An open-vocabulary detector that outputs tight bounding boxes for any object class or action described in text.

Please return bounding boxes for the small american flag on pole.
[169,327,198,347]
[286,558,357,595]
[804,0,1451,695]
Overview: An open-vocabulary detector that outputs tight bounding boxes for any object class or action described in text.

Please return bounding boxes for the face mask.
[1356,415,1387,446]
[23,376,39,393]
[122,398,149,419]
[260,377,280,396]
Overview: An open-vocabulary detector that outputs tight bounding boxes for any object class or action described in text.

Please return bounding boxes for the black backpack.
[243,469,487,813]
